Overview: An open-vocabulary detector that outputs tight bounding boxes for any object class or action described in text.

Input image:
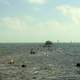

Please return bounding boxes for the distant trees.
[45,41,53,45]
[44,40,53,47]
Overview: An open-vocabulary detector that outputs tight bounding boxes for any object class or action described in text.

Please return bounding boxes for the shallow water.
[0,43,80,80]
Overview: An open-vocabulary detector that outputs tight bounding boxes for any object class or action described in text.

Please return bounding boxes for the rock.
[30,48,36,54]
[32,76,36,79]
[8,59,14,64]
[33,71,39,75]
[76,63,80,67]
[21,64,26,68]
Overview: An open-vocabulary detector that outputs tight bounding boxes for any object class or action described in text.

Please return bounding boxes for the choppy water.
[0,43,80,80]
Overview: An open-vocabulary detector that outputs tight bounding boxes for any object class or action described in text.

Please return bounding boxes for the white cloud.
[0,16,34,32]
[0,16,65,35]
[56,5,80,25]
[27,0,47,5]
[2,18,25,32]
[1,16,80,42]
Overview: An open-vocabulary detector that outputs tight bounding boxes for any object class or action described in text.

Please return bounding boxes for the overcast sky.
[0,0,80,42]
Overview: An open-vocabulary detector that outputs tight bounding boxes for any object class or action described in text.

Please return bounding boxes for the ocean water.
[0,43,80,80]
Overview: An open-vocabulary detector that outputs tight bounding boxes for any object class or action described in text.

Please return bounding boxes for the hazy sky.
[0,0,80,42]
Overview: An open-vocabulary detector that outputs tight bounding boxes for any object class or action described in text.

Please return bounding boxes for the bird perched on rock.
[8,59,14,64]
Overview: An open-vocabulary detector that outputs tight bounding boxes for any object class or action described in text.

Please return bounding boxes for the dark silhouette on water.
[42,40,54,51]
[43,40,53,48]
[32,76,36,79]
[30,48,36,54]
[76,63,80,67]
[45,40,53,46]
[21,64,26,68]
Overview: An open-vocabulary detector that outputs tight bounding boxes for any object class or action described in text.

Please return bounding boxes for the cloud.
[0,16,80,42]
[0,16,65,35]
[56,5,80,25]
[0,16,34,32]
[27,0,47,5]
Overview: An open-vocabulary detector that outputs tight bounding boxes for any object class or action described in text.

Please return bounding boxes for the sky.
[0,0,80,42]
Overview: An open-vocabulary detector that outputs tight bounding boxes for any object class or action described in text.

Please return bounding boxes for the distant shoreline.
[0,42,80,44]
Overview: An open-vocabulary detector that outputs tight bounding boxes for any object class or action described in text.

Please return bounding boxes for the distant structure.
[57,40,59,43]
